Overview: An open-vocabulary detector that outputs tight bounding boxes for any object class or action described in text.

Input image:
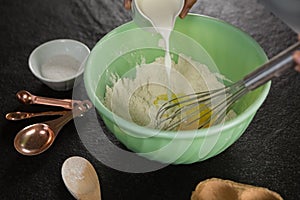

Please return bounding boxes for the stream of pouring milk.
[137,0,183,96]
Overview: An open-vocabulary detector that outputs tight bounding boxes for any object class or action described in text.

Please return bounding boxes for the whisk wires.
[156,81,248,131]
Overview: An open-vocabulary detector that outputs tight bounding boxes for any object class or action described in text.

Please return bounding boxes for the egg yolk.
[154,94,213,130]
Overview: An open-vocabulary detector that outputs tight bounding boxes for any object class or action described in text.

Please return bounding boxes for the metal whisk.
[156,42,300,131]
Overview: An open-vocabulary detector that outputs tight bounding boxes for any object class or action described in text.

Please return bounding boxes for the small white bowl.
[29,39,90,91]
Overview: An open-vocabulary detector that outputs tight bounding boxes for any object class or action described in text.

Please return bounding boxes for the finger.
[293,51,300,72]
[179,0,197,18]
[293,50,300,65]
[179,7,189,19]
[124,0,132,10]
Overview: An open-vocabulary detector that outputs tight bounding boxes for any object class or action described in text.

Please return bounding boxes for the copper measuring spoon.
[16,90,82,109]
[6,110,69,121]
[14,100,92,156]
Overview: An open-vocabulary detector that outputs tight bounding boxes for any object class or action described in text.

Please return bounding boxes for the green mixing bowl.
[84,14,270,164]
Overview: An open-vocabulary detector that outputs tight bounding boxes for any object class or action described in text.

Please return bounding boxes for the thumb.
[179,0,197,18]
[124,0,132,10]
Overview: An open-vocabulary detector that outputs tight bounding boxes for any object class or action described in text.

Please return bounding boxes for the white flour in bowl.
[104,54,236,130]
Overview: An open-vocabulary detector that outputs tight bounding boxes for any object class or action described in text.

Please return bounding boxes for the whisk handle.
[243,41,300,91]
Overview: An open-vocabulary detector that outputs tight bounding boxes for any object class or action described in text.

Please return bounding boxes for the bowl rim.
[29,39,90,83]
[84,14,271,139]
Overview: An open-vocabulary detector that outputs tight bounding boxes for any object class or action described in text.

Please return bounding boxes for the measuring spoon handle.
[16,90,82,109]
[31,96,76,109]
[5,110,69,121]
[46,100,93,135]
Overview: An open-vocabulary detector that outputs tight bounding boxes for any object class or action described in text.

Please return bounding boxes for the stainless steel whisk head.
[156,42,300,131]
[156,81,247,130]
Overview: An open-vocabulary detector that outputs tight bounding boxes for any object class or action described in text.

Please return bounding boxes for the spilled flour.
[104,54,236,130]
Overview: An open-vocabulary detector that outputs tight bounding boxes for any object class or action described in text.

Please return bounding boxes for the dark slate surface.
[0,0,299,199]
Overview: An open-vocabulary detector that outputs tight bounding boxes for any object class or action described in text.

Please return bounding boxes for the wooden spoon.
[61,156,101,200]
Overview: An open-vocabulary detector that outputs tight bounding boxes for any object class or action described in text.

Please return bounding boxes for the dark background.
[0,0,299,199]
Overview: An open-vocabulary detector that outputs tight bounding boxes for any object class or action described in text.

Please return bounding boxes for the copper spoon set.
[9,91,100,199]
[7,90,92,156]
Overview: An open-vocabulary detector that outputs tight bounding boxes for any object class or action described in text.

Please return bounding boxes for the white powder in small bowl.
[41,54,81,81]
